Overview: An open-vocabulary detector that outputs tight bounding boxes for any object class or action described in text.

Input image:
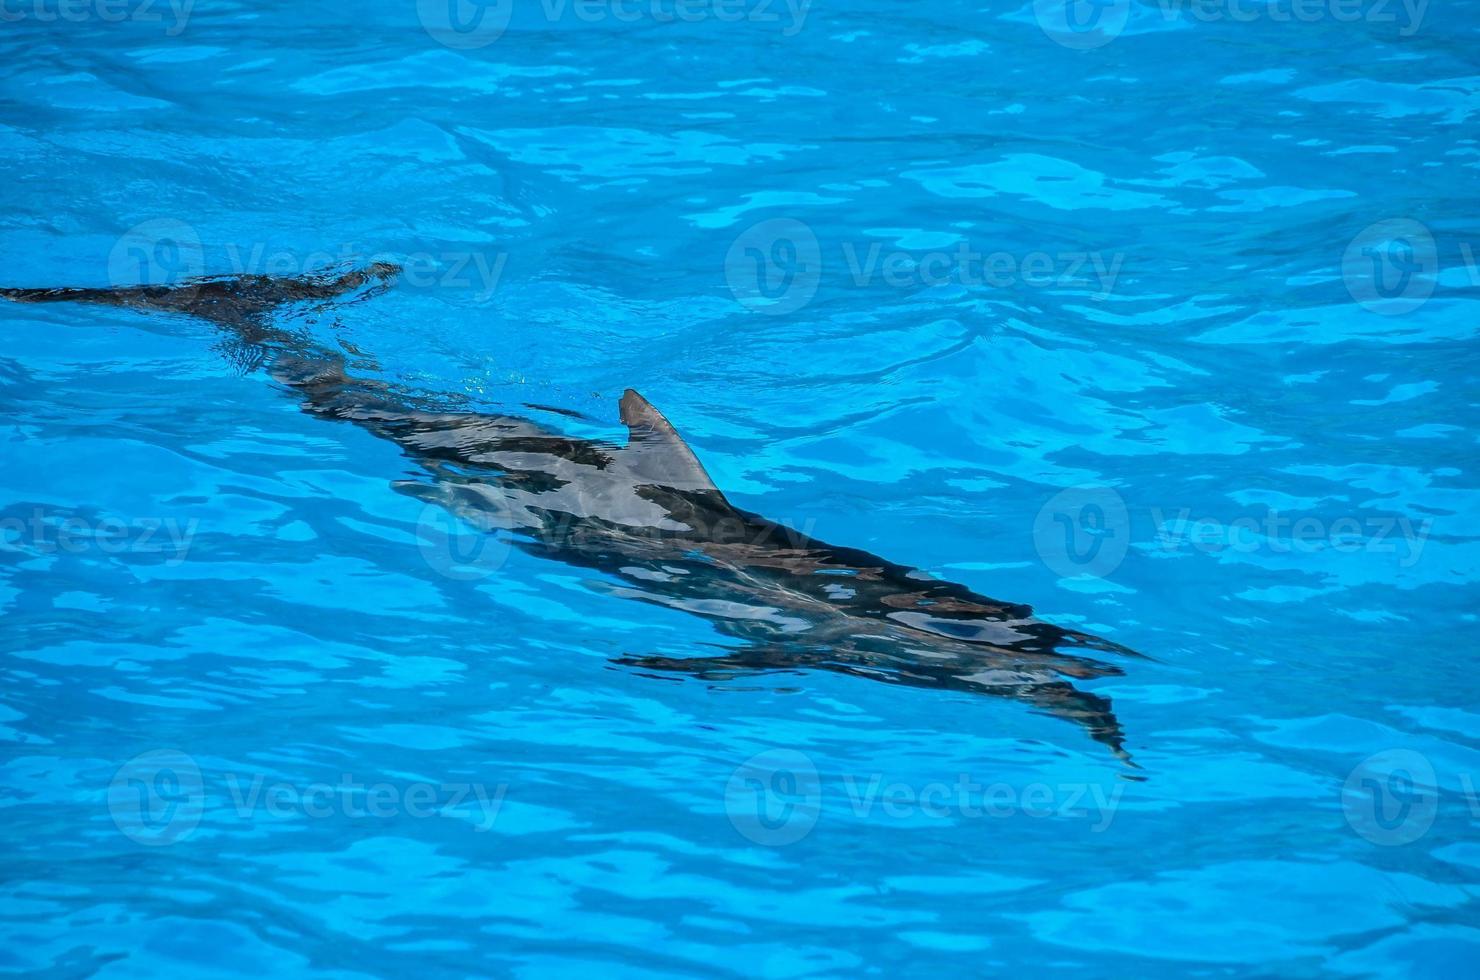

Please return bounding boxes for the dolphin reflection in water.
[2,265,1143,759]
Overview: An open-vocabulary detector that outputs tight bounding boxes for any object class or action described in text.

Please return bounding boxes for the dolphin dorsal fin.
[619,389,720,493]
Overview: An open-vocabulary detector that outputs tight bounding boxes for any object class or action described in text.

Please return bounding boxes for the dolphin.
[2,265,1143,759]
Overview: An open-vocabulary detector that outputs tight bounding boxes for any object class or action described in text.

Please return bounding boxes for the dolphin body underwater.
[2,264,1143,759]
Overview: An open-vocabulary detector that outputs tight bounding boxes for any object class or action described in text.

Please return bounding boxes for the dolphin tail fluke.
[1053,626,1150,661]
[1016,680,1136,767]
[618,647,1137,766]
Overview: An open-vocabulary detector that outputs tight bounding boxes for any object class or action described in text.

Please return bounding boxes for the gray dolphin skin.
[2,265,1143,760]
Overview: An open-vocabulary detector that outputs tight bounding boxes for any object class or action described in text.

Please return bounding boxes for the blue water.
[3,1,1479,975]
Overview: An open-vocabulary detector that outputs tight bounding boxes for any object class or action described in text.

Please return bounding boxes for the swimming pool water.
[1,1,1478,975]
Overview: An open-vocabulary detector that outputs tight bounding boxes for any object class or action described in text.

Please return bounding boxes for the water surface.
[1,1,1478,975]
